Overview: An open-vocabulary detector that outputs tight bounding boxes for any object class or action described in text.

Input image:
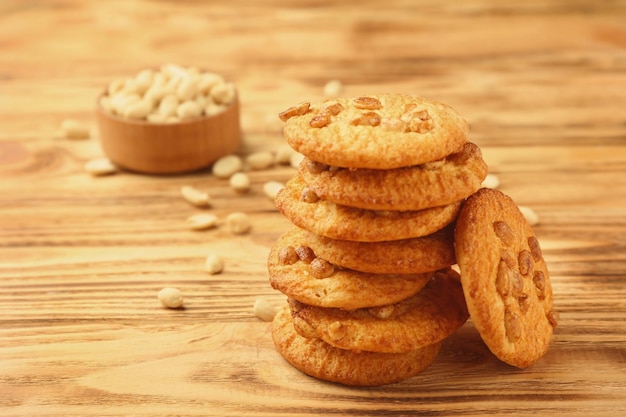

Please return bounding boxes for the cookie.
[289,269,469,353]
[275,174,461,242]
[290,225,456,275]
[299,142,488,211]
[279,93,469,169]
[454,188,558,368]
[268,228,435,309]
[272,305,442,386]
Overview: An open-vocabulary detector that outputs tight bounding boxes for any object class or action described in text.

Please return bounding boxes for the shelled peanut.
[99,64,236,123]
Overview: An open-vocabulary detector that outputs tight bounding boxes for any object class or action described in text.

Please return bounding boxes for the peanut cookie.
[279,94,469,169]
[272,305,442,386]
[268,228,435,309]
[299,142,488,211]
[275,174,461,242]
[454,188,558,368]
[289,269,468,353]
[289,225,456,275]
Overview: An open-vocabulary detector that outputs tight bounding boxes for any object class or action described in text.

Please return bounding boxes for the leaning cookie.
[299,142,488,211]
[454,188,558,368]
[272,305,442,387]
[289,225,456,275]
[268,228,435,309]
[276,174,461,242]
[289,269,468,353]
[279,93,469,169]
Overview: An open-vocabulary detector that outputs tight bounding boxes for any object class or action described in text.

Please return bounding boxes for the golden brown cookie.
[275,174,461,242]
[268,228,435,309]
[289,269,468,353]
[454,188,558,368]
[279,94,469,169]
[272,305,442,386]
[299,142,488,211]
[289,225,456,275]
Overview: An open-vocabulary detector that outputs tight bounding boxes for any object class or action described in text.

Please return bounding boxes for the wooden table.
[1,1,625,415]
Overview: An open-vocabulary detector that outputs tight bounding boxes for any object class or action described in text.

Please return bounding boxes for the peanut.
[158,287,184,309]
[245,151,274,171]
[519,206,539,226]
[253,297,278,322]
[124,100,152,120]
[186,213,218,231]
[212,154,243,179]
[158,95,179,117]
[180,185,211,208]
[274,144,296,165]
[323,79,343,97]
[60,119,90,140]
[205,253,224,275]
[210,82,236,105]
[263,181,285,200]
[229,172,251,193]
[482,173,500,189]
[176,100,203,120]
[226,212,252,234]
[289,152,304,168]
[84,157,118,176]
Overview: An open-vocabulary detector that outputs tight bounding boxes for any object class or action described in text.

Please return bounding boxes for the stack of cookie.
[267,93,557,386]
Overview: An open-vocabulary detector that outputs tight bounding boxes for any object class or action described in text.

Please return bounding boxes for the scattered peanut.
[226,212,252,234]
[60,119,90,140]
[180,185,212,208]
[212,154,243,179]
[253,297,278,322]
[519,206,540,226]
[323,79,343,97]
[158,287,184,309]
[245,151,275,171]
[263,181,285,200]
[84,157,118,176]
[482,173,500,189]
[289,152,304,168]
[229,172,251,193]
[186,213,218,231]
[205,253,224,275]
[274,144,297,165]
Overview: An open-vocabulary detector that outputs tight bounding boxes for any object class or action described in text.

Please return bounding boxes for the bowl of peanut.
[96,64,241,174]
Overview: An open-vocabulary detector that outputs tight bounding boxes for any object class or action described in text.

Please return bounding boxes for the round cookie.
[292,225,456,275]
[454,188,558,368]
[275,174,462,242]
[268,228,435,309]
[299,142,488,211]
[279,93,469,169]
[272,305,442,387]
[289,269,469,353]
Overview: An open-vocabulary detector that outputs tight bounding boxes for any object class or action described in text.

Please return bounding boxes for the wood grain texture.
[1,0,625,415]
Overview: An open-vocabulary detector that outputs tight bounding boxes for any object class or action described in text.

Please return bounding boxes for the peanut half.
[253,297,278,322]
[158,287,184,309]
[181,185,212,208]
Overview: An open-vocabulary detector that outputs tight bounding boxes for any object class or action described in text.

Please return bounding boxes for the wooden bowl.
[95,94,241,174]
